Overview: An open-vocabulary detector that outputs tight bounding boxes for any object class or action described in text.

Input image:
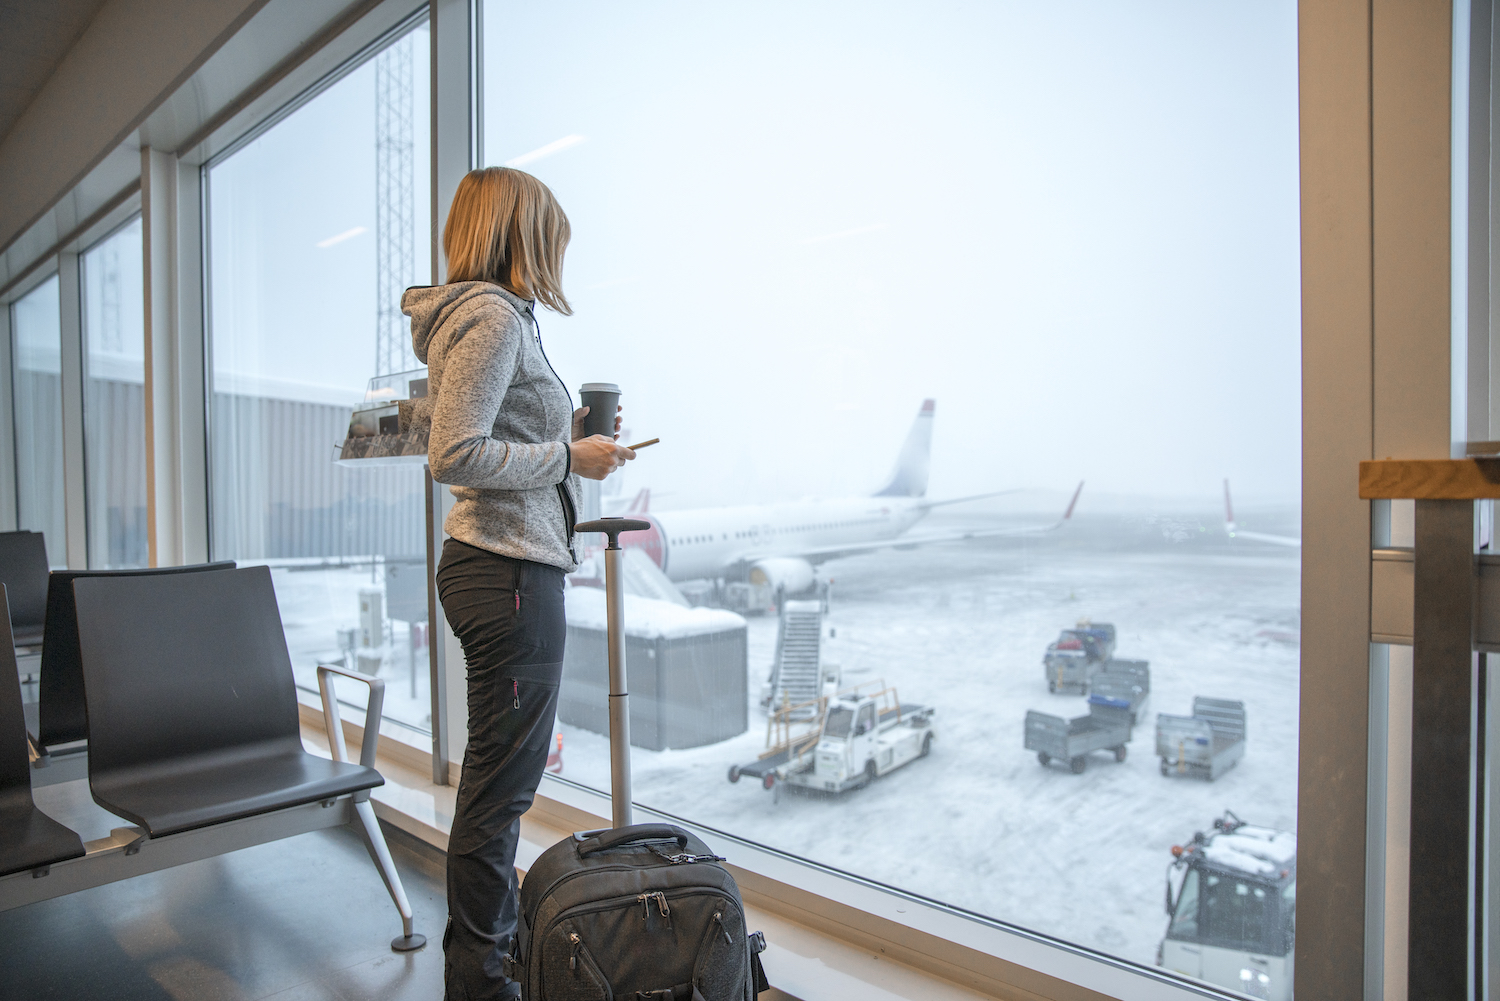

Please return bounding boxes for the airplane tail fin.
[626,488,651,514]
[874,399,935,498]
[1223,479,1236,533]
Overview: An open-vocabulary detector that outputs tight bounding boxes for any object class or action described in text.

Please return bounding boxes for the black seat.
[0,584,85,877]
[36,562,235,749]
[73,566,382,838]
[0,532,50,648]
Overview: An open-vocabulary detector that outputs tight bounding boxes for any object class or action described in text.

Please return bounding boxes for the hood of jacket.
[403,281,534,364]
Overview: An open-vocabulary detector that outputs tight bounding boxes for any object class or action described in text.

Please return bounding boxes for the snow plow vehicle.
[1159,811,1295,1000]
[729,682,935,796]
[1025,695,1133,773]
[1043,621,1116,693]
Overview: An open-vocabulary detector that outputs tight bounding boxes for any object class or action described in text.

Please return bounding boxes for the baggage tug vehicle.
[730,684,935,795]
[1158,811,1296,1000]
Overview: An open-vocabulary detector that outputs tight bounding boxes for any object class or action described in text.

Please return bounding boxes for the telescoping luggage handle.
[576,517,652,829]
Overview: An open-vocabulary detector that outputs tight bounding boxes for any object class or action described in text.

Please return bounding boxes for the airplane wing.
[798,482,1084,564]
[1223,479,1300,547]
[1226,529,1301,548]
[917,488,1025,510]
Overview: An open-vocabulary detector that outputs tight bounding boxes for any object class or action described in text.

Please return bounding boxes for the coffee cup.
[578,383,621,438]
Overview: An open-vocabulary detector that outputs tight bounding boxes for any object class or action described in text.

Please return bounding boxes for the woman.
[403,166,634,1001]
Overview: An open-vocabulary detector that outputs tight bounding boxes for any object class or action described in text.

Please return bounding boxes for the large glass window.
[482,2,1300,995]
[10,275,66,567]
[81,218,147,569]
[205,23,433,733]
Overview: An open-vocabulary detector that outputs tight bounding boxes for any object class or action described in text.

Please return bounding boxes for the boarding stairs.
[767,600,823,718]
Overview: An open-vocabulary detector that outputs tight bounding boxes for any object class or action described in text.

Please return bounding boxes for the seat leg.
[351,799,427,952]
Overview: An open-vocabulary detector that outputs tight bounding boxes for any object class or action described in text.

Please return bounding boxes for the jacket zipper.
[513,680,521,710]
[527,305,580,561]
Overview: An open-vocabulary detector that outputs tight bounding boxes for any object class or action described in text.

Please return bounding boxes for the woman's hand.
[569,435,635,480]
[572,405,623,442]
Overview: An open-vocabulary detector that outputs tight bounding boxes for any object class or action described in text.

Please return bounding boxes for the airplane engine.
[748,557,815,595]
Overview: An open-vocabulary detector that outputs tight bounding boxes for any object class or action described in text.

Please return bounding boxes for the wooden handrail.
[1359,458,1500,499]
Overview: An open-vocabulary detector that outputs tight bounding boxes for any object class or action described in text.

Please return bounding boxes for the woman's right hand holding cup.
[569,435,635,480]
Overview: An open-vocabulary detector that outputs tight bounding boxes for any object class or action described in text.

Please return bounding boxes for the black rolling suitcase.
[517,518,769,1001]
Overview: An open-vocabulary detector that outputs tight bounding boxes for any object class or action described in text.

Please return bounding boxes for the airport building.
[0,2,1480,999]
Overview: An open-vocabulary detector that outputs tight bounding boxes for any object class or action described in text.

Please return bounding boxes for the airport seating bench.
[0,568,425,952]
[25,562,235,787]
[0,531,51,688]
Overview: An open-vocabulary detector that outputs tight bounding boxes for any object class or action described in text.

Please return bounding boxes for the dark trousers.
[436,539,567,1001]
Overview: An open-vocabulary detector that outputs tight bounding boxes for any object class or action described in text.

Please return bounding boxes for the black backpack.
[518,822,769,1000]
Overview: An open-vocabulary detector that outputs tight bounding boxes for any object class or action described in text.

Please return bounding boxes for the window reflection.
[206,24,433,733]
[11,275,66,567]
[81,218,147,569]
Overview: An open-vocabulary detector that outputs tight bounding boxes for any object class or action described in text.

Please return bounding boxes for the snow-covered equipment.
[559,585,748,751]
[1042,620,1116,693]
[1156,697,1246,780]
[1158,810,1295,1000]
[729,682,935,795]
[519,517,770,1000]
[763,599,824,716]
[1090,659,1150,725]
[1024,695,1133,773]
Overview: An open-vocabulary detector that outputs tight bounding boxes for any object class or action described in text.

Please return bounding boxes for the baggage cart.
[1025,696,1133,773]
[1156,696,1246,780]
[1091,659,1150,725]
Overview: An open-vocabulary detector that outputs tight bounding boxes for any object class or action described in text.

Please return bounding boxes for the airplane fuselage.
[621,497,931,582]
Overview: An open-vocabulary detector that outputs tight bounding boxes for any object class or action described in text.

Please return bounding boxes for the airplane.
[1222,479,1300,547]
[597,399,1084,591]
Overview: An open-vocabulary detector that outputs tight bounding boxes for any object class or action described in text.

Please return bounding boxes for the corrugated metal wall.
[84,377,147,567]
[211,392,424,562]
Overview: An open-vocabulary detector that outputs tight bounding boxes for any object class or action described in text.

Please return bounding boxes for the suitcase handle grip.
[577,824,690,856]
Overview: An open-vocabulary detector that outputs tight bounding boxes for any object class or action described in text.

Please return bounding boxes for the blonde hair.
[443,167,573,314]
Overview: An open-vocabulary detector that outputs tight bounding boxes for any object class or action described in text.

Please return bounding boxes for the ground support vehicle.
[1042,621,1117,693]
[729,683,935,796]
[1157,697,1246,780]
[1091,659,1150,725]
[1159,811,1295,1000]
[1025,696,1133,773]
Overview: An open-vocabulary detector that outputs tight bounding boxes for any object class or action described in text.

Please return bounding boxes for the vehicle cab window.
[855,704,876,735]
[1168,868,1199,937]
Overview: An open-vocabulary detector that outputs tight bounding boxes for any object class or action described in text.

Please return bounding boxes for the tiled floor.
[1,793,448,1001]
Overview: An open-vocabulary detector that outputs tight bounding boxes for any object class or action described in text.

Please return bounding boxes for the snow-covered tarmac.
[259,505,1300,973]
[553,508,1301,971]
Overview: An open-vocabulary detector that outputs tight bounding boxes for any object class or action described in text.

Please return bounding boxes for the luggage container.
[1091,659,1150,725]
[1025,695,1133,773]
[1042,620,1116,693]
[1156,697,1246,780]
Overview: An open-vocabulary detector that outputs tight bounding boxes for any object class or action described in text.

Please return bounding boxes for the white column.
[141,146,210,568]
[57,252,87,569]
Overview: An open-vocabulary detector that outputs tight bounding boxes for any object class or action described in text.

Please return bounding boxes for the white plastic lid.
[579,382,620,394]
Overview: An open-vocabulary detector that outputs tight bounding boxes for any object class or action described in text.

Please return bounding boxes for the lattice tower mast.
[374,34,418,377]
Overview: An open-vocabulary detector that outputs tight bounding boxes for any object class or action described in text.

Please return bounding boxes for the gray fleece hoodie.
[403,281,580,572]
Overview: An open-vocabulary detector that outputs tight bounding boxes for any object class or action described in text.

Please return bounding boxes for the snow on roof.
[564,585,746,640]
[1202,826,1297,877]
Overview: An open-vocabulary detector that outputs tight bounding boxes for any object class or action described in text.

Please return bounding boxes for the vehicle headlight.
[1238,968,1271,999]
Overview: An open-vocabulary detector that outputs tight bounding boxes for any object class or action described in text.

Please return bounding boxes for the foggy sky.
[211,3,1300,509]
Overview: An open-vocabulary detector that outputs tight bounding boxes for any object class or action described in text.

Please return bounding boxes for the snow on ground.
[551,509,1300,971]
[266,563,434,733]
[250,505,1299,973]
